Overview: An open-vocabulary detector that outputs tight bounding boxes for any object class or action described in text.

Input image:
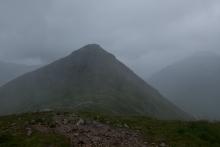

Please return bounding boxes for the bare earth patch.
[32,113,150,147]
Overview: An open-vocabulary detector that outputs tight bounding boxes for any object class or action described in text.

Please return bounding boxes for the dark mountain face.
[0,44,190,120]
[0,61,38,86]
[149,52,220,120]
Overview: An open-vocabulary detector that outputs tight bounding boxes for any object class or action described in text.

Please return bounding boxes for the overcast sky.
[0,0,220,78]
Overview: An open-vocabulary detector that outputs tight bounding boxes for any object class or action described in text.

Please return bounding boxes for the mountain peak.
[71,44,115,59]
[83,44,102,49]
[77,44,105,53]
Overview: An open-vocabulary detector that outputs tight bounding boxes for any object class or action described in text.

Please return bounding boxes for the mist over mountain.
[0,61,38,86]
[0,44,190,120]
[149,52,220,120]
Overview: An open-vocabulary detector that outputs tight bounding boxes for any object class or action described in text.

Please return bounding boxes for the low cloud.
[0,0,220,77]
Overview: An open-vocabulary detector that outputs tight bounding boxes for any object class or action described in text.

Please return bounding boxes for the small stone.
[63,119,68,125]
[124,123,129,128]
[76,118,85,126]
[40,108,52,112]
[144,141,148,144]
[26,128,32,136]
[11,123,16,127]
[160,142,166,147]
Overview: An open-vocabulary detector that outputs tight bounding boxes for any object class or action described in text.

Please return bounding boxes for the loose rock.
[160,142,166,147]
[26,127,32,136]
[76,118,85,126]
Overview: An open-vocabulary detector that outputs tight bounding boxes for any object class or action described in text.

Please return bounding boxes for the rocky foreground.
[31,113,149,147]
[1,111,220,147]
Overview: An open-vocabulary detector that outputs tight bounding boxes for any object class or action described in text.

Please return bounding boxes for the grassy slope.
[0,111,220,147]
[0,112,70,147]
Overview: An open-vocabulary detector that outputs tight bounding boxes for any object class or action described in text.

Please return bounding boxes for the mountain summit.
[0,44,190,120]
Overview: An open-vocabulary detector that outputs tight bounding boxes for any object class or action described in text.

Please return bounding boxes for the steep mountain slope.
[149,52,220,120]
[0,44,190,120]
[0,61,37,86]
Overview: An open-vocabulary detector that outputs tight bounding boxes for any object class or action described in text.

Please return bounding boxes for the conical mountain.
[0,44,190,120]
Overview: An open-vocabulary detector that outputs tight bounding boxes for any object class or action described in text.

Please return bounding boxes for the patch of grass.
[0,132,69,147]
[0,112,69,147]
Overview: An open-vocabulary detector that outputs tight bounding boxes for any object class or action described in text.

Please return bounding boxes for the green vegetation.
[0,112,70,147]
[79,111,220,147]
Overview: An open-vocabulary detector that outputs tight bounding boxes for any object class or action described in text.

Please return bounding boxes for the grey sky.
[0,0,220,77]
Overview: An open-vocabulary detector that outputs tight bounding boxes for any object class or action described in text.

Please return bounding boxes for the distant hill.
[149,52,220,120]
[0,61,38,86]
[0,44,190,120]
